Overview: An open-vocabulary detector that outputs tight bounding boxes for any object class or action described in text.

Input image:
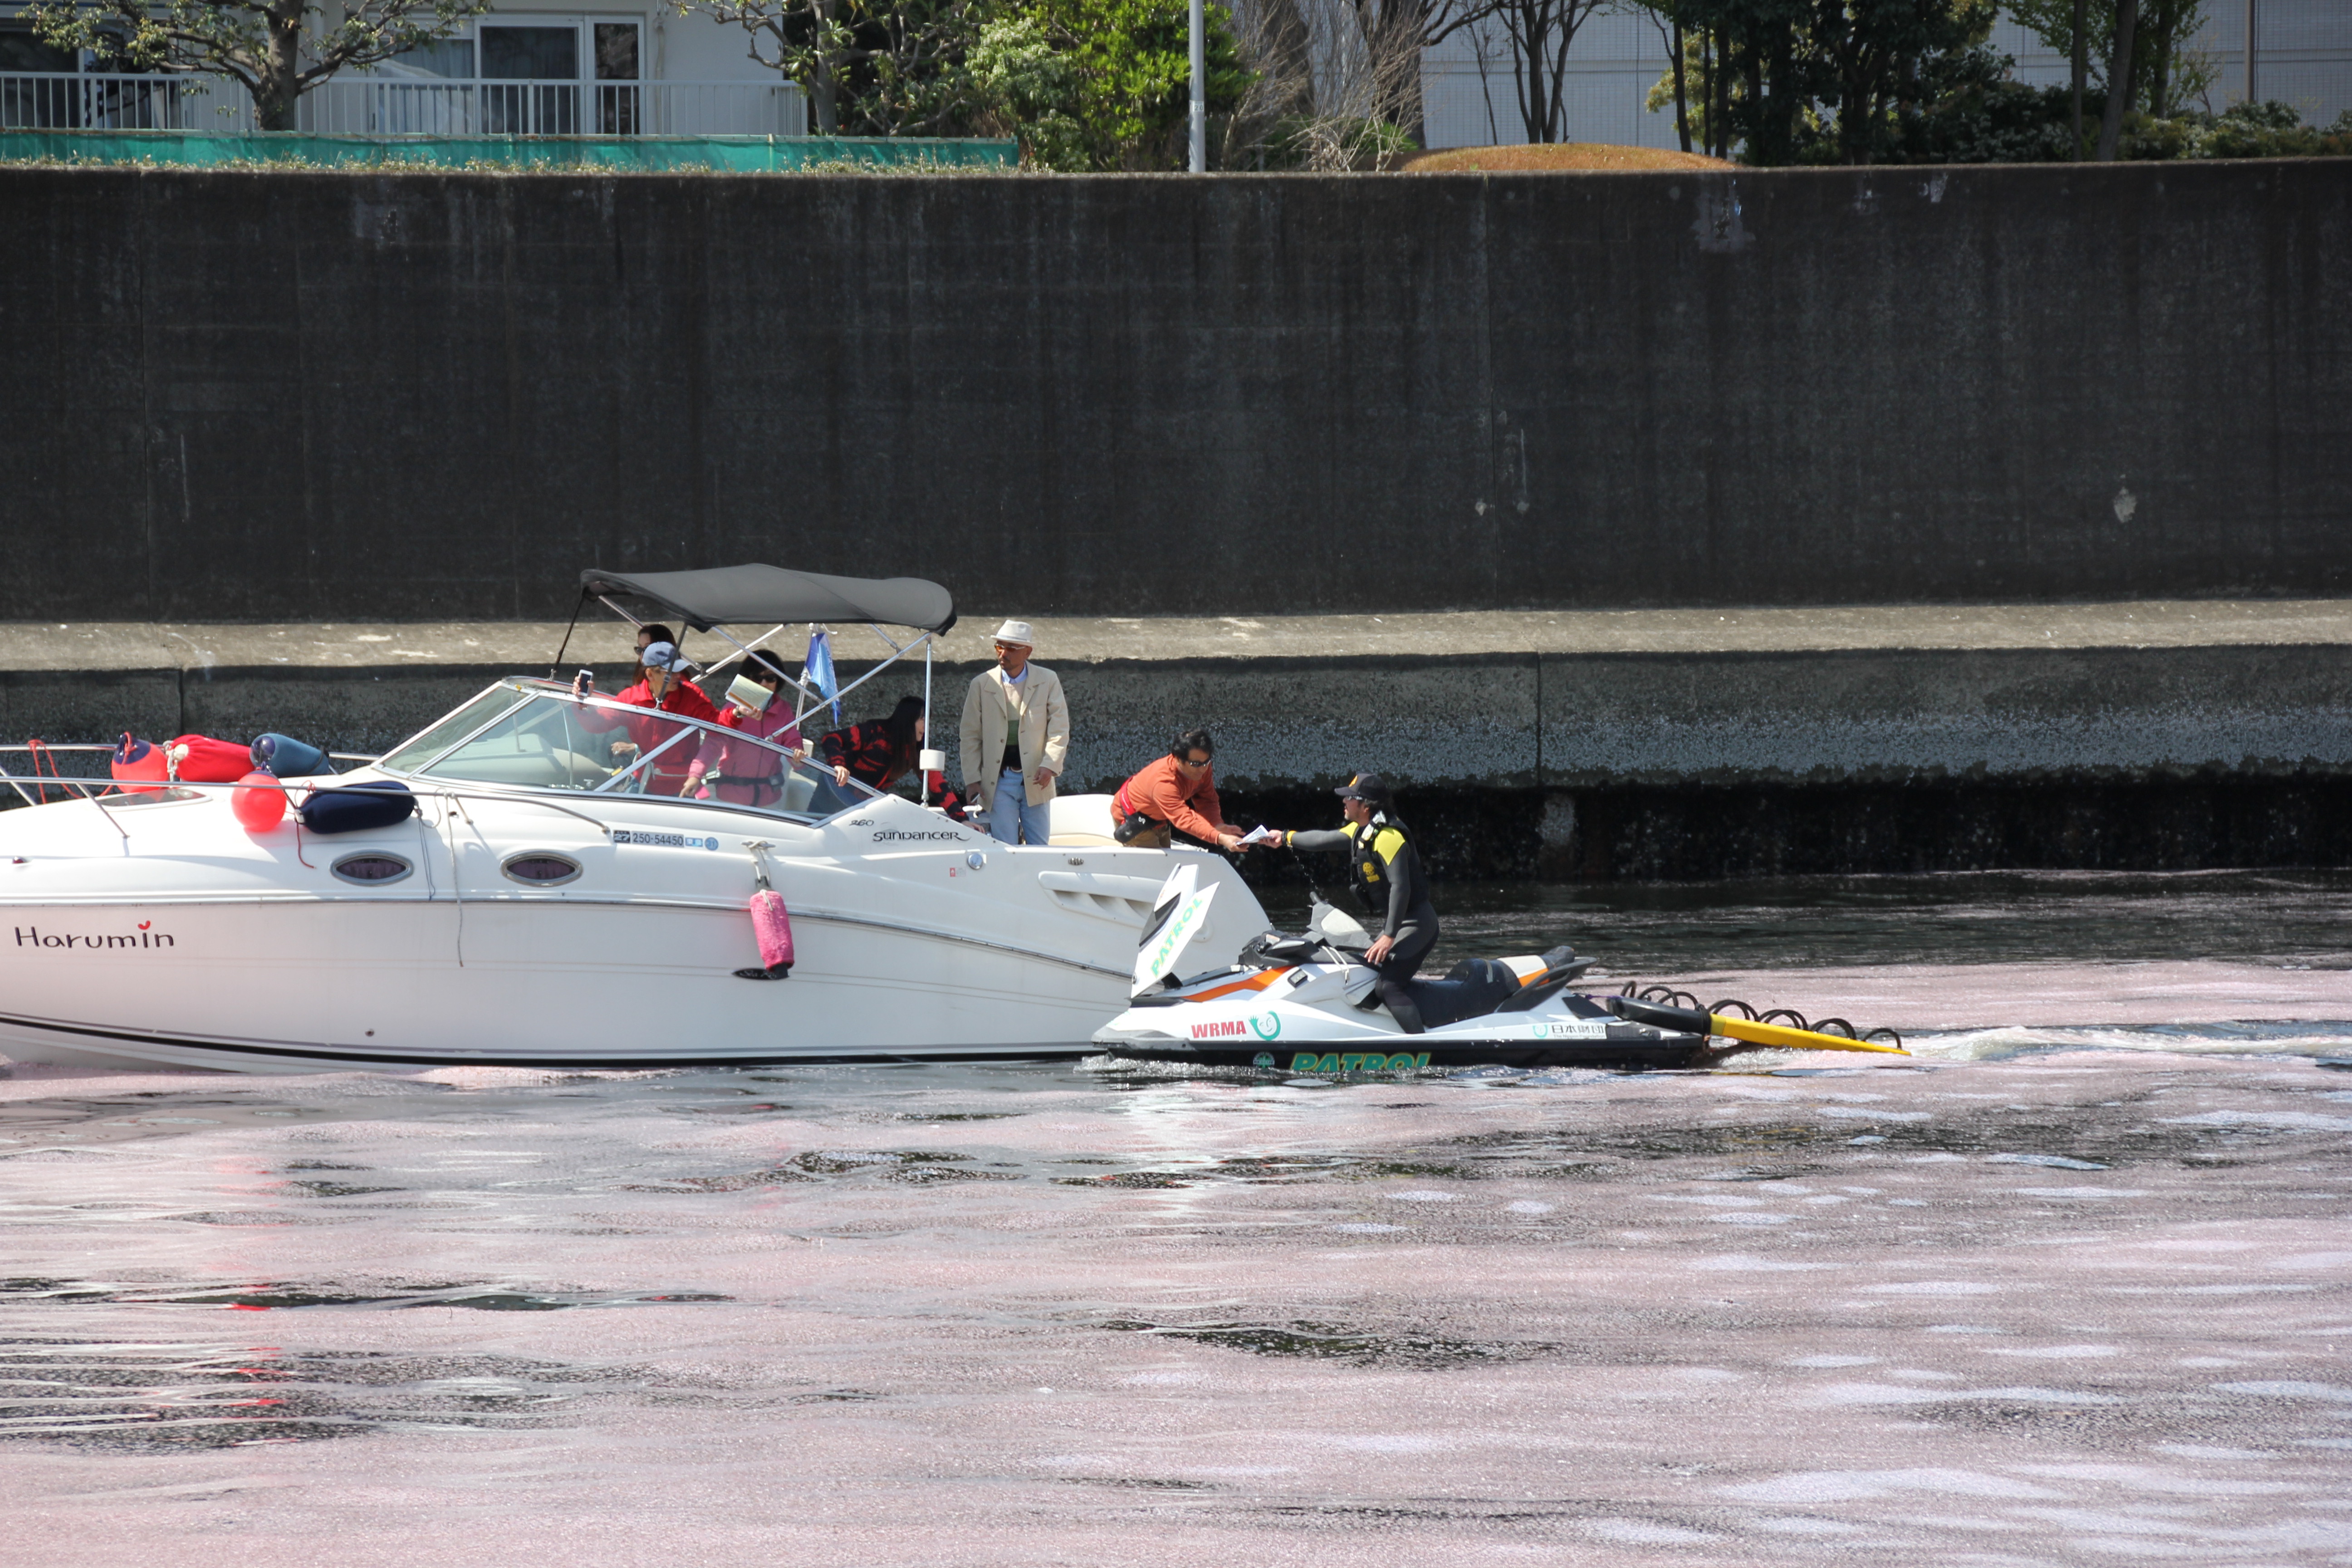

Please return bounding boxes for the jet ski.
[1093,865,1906,1073]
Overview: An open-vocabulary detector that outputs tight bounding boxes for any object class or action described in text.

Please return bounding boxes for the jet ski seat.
[1403,958,1525,1029]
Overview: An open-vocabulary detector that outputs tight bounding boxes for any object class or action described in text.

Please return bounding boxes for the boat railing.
[0,744,377,809]
[0,760,683,842]
[1,680,911,831]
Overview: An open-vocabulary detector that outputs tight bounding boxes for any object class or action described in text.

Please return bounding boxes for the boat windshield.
[376,686,533,774]
[376,681,882,822]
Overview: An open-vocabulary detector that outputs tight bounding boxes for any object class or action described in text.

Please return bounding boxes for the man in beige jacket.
[960,620,1070,846]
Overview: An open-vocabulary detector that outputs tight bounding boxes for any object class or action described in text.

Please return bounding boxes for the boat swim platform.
[5,599,2351,798]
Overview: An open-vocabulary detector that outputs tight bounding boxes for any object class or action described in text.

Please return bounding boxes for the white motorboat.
[0,566,1268,1072]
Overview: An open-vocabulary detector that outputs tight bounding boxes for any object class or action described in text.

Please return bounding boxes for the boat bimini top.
[575,564,956,637]
[549,561,959,809]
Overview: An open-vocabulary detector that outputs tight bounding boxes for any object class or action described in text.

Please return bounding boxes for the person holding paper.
[685,650,802,805]
[1264,772,1436,1034]
[1112,729,1250,852]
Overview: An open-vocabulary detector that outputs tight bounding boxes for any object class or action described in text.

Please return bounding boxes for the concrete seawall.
[3,162,2347,622]
[8,601,2350,879]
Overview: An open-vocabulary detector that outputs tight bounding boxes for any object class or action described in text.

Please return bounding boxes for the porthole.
[502,852,583,887]
[332,853,412,886]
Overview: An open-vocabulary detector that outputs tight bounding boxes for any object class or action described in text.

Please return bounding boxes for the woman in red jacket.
[574,641,722,796]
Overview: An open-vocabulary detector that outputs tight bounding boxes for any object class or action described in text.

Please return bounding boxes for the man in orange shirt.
[1112,729,1247,852]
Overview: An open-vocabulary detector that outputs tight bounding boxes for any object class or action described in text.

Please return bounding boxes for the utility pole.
[1189,0,1206,172]
[2245,0,2258,103]
[2071,0,2086,156]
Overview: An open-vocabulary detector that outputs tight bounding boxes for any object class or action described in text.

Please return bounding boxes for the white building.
[0,1,808,136]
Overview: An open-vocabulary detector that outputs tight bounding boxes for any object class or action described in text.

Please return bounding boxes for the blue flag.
[803,629,841,728]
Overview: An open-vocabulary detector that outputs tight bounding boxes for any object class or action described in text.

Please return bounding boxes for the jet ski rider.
[1269,773,1436,1035]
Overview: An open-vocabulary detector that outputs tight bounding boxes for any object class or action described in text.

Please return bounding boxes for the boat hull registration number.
[613,831,721,850]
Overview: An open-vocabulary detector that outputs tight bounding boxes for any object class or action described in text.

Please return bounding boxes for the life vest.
[1346,814,1412,911]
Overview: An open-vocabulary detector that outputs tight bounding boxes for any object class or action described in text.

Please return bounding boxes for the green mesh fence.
[0,129,1018,170]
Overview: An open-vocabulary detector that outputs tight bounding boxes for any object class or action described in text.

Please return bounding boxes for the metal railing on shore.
[0,72,809,138]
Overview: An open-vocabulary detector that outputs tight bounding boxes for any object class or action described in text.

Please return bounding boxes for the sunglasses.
[1177,755,1210,769]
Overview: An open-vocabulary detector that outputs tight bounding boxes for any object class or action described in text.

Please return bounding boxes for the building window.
[384,36,475,78]
[593,20,639,133]
[1,23,188,127]
[481,23,579,132]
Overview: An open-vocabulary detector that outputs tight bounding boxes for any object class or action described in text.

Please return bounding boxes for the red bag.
[166,735,259,784]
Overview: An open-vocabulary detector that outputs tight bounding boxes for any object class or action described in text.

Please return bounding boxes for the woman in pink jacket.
[686,651,804,807]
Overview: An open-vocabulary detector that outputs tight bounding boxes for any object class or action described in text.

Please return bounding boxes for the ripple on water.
[1099,1316,1552,1367]
[0,1336,661,1451]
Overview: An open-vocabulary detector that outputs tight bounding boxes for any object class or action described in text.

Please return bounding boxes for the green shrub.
[1898,79,2081,163]
[1893,89,2350,163]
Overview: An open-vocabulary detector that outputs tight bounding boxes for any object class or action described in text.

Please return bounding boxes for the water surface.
[5,871,2348,1564]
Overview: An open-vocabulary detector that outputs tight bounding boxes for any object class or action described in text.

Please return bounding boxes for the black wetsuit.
[1287,813,1438,1034]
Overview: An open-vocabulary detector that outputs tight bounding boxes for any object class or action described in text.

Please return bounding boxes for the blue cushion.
[251,732,330,777]
[299,780,416,835]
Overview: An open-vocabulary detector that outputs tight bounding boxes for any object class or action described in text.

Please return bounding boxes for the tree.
[1641,5,1742,158]
[21,0,485,131]
[1646,3,1691,151]
[1034,0,1250,167]
[1341,0,1483,145]
[1635,0,1815,166]
[965,11,1087,163]
[684,0,986,135]
[1476,0,1609,143]
[1219,0,1424,167]
[1638,0,2001,166]
[2094,0,2135,158]
[2008,0,2215,121]
[1810,0,1998,165]
[965,0,1250,167]
[1214,0,1318,166]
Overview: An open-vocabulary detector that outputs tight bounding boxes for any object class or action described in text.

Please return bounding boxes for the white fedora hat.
[993,619,1036,646]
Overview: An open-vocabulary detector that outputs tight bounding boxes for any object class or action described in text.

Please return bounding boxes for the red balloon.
[232,771,287,832]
